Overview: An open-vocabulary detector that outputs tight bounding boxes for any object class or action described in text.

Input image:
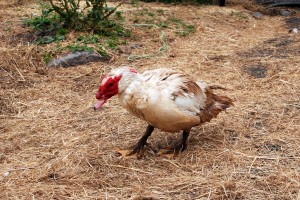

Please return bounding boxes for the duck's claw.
[116,142,148,159]
[116,148,139,159]
[157,143,187,159]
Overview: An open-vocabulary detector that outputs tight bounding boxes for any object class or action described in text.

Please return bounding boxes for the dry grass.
[1,0,300,199]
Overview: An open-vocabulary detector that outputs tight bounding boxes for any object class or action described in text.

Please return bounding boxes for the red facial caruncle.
[94,74,122,110]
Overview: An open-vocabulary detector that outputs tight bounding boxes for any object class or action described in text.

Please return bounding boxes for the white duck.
[94,67,233,158]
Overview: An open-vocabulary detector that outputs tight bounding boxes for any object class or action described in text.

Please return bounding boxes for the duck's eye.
[109,83,114,87]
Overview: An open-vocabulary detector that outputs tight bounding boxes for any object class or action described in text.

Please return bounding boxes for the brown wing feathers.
[200,86,233,123]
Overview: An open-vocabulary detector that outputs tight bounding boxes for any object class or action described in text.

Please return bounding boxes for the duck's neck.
[118,73,139,93]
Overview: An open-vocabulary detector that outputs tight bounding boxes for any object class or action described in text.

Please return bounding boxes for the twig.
[248,157,257,174]
[101,2,124,20]
[14,65,25,81]
[6,157,56,172]
[49,0,66,18]
[6,167,36,171]
[161,159,182,169]
[210,85,228,90]
[0,67,14,80]
[104,164,152,174]
[11,59,25,81]
[234,152,300,160]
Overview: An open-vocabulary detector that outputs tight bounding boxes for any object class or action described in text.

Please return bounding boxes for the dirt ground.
[0,0,300,199]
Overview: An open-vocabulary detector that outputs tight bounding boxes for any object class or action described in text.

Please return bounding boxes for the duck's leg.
[158,129,190,159]
[117,125,154,159]
[178,129,190,152]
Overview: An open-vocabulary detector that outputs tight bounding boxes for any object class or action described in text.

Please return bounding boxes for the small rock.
[289,28,298,33]
[128,44,142,49]
[252,12,263,19]
[188,192,196,199]
[48,173,59,180]
[280,10,292,17]
[3,171,10,177]
[47,51,110,67]
[265,143,282,151]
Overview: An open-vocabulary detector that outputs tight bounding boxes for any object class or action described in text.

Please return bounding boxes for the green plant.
[67,43,94,52]
[48,0,123,33]
[95,45,108,56]
[3,27,11,31]
[25,1,131,47]
[42,52,53,64]
[24,3,60,31]
[169,17,195,36]
[55,43,65,53]
[114,11,124,21]
[158,21,168,28]
[56,28,68,35]
[77,35,100,44]
[156,9,164,15]
[24,3,67,44]
[131,0,140,6]
[106,37,119,49]
[138,8,155,17]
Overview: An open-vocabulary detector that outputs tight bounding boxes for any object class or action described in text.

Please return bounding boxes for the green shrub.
[47,0,123,33]
[24,4,60,32]
[25,0,128,37]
